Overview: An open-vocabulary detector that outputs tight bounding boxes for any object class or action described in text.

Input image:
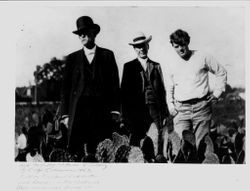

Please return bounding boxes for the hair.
[170,29,190,46]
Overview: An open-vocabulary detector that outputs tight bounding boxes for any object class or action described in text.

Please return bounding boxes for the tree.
[34,57,65,84]
[33,57,66,101]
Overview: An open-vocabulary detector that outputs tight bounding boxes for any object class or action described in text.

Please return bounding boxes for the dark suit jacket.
[60,46,120,145]
[121,58,168,133]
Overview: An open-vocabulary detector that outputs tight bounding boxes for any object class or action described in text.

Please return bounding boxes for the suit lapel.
[135,58,144,73]
[81,48,90,66]
[73,50,84,81]
[91,46,99,79]
[136,58,155,79]
[75,49,86,94]
[133,59,146,92]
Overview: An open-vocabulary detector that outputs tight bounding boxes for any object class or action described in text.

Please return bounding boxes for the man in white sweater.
[166,29,227,157]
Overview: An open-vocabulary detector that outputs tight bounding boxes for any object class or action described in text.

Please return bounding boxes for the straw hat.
[129,31,152,46]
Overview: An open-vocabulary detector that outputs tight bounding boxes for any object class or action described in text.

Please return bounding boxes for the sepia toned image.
[14,4,245,164]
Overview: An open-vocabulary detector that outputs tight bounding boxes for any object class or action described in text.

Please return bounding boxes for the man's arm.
[156,64,169,118]
[165,69,178,117]
[120,63,132,121]
[205,54,227,99]
[60,55,72,117]
[108,51,121,114]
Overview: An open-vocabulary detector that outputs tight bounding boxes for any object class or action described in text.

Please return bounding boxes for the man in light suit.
[60,16,120,159]
[121,32,169,157]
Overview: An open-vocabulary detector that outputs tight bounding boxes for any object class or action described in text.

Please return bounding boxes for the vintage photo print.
[1,1,249,191]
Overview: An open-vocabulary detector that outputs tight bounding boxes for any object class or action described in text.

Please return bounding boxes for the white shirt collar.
[83,45,96,55]
[138,57,148,64]
[137,57,148,71]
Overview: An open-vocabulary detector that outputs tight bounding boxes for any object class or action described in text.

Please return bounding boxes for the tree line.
[16,57,65,102]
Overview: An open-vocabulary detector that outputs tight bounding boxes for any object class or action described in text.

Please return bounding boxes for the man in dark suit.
[121,32,169,156]
[60,16,120,158]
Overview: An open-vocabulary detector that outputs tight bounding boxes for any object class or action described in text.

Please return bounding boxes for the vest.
[81,55,103,98]
[143,65,157,105]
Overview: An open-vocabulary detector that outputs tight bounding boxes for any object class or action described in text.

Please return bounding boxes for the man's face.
[133,43,149,59]
[172,42,190,59]
[78,31,96,48]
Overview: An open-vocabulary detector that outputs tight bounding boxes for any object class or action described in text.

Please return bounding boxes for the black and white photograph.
[1,1,249,191]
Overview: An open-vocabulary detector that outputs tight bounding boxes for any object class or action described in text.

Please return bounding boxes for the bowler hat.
[73,16,100,35]
[129,31,152,46]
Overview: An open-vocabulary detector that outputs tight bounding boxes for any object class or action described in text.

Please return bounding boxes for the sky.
[15,3,245,88]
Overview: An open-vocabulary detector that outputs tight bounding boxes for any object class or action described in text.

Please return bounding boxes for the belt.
[178,93,209,104]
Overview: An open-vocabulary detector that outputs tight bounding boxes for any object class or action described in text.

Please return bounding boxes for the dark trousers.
[128,109,152,147]
[68,97,112,156]
[129,120,151,147]
[148,103,164,155]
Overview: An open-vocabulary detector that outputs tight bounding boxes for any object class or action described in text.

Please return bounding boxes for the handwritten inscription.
[16,163,107,191]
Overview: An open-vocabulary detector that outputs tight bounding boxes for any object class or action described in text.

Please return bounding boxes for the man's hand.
[207,94,219,103]
[169,107,178,117]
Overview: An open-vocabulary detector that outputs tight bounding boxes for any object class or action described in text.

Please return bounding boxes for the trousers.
[147,103,164,155]
[173,99,212,148]
[68,96,111,155]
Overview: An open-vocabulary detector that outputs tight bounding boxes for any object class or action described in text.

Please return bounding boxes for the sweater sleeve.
[204,54,227,98]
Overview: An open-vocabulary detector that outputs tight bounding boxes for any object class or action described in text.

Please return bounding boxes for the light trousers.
[173,99,212,148]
